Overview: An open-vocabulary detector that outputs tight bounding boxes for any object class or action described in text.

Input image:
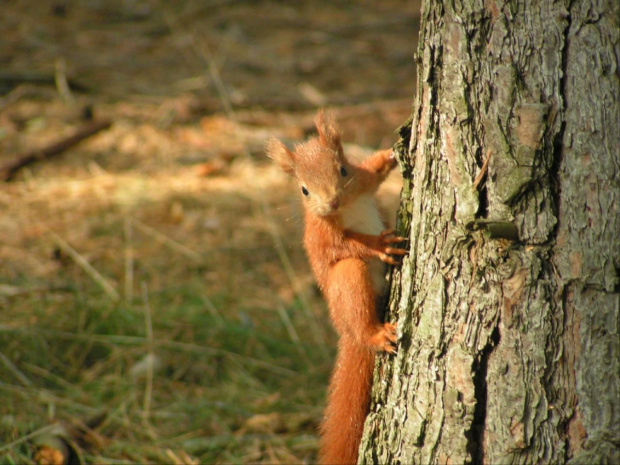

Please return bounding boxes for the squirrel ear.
[266,137,296,176]
[315,109,342,153]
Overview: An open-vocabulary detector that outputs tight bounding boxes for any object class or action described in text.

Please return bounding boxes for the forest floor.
[0,1,419,463]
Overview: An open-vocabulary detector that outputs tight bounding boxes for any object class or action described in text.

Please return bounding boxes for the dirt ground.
[0,1,420,463]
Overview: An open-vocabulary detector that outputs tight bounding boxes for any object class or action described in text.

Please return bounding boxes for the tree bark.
[359,0,619,464]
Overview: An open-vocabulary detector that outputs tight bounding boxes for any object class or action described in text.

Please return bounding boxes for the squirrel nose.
[329,198,340,210]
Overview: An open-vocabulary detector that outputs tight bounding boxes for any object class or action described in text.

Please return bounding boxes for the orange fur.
[320,335,374,464]
[267,110,406,464]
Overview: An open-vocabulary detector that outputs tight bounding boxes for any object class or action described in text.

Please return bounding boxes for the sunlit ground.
[0,1,418,462]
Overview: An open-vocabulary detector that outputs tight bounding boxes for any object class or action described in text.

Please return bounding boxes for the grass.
[1,268,332,463]
[0,97,336,463]
[0,0,417,461]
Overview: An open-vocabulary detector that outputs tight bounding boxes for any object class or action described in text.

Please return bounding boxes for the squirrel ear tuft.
[315,109,342,153]
[266,137,296,176]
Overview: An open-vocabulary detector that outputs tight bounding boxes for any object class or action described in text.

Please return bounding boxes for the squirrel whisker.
[343,174,356,190]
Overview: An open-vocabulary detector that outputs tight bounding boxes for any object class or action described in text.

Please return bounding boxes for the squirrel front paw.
[377,229,408,265]
[376,150,398,177]
[368,322,398,353]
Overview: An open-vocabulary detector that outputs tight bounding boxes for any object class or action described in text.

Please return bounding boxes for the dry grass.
[0,1,418,462]
[0,95,336,463]
[0,96,412,465]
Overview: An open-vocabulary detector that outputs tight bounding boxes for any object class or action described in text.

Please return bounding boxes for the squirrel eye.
[340,166,348,177]
[301,186,309,196]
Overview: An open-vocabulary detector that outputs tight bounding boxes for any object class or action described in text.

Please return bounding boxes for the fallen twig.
[0,119,111,181]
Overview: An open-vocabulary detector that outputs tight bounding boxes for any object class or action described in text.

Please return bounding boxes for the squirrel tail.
[319,339,375,465]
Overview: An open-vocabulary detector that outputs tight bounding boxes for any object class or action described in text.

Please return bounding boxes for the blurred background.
[0,1,420,463]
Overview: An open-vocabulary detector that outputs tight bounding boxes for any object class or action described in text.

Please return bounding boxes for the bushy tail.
[319,339,375,465]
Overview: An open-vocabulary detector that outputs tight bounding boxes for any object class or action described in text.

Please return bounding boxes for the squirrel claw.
[385,324,398,354]
[378,230,408,265]
[380,252,407,265]
[384,236,408,244]
[379,323,399,353]
[369,322,399,353]
[384,344,398,354]
[379,229,396,238]
[379,229,407,240]
[380,254,400,265]
[385,247,408,256]
[384,323,398,342]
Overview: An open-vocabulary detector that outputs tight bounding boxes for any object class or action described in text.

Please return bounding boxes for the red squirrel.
[267,110,406,464]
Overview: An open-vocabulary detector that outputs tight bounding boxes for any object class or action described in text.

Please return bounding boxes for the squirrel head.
[267,110,356,217]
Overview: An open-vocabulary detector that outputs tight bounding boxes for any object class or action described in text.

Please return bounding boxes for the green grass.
[1,268,332,464]
[0,86,338,463]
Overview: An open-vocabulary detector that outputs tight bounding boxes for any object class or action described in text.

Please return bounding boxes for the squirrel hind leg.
[321,259,398,464]
[325,258,392,352]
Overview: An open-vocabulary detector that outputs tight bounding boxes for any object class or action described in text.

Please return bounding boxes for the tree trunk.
[359,0,619,464]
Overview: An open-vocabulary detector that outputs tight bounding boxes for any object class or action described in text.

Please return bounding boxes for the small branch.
[472,149,492,192]
[0,119,111,181]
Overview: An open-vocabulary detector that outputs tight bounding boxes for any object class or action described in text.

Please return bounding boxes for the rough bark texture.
[359,0,619,464]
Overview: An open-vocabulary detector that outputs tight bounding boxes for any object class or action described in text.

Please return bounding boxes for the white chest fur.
[341,194,384,235]
[341,194,387,294]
